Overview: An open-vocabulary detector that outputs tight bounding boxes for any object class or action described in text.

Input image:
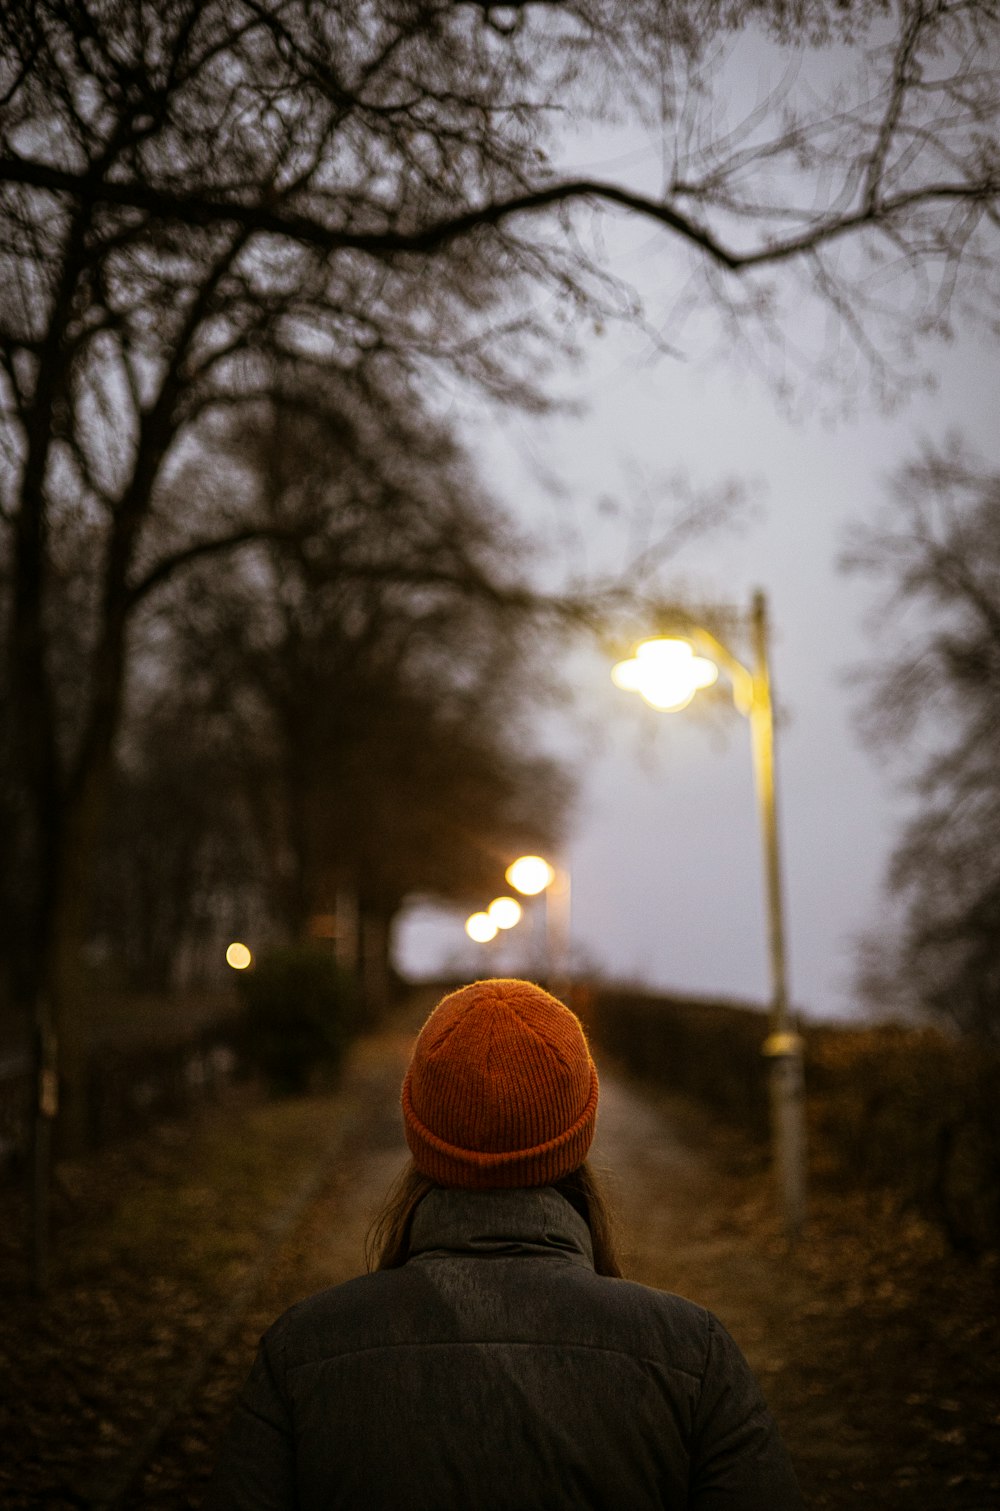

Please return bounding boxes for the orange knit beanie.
[401,978,599,1189]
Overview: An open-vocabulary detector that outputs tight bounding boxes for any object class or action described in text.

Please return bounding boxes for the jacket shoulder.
[573,1272,716,1378]
[265,1263,716,1384]
[263,1269,400,1352]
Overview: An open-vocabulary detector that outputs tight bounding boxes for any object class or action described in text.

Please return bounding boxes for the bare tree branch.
[2,152,997,273]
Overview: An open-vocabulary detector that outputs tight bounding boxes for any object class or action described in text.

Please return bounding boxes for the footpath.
[1,1012,997,1509]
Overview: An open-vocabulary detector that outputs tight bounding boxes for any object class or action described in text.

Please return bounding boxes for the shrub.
[590,987,771,1141]
[806,1025,1000,1254]
[237,947,360,1096]
[590,986,1000,1255]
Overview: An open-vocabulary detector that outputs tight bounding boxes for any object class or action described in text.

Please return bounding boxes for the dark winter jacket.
[205,1186,803,1510]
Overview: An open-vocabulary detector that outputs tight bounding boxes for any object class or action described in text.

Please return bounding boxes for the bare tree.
[0,0,575,1096]
[109,384,570,1000]
[1,0,998,1134]
[87,703,266,992]
[844,442,1000,1039]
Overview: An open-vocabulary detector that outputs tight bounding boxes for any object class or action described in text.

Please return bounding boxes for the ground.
[1,1005,997,1509]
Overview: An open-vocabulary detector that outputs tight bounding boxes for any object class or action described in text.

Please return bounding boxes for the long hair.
[365,1160,624,1278]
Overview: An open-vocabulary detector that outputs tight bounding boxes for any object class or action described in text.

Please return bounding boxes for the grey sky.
[394,31,999,1022]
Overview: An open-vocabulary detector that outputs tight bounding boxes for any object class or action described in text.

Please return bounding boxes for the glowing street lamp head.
[505,855,555,896]
[226,941,253,971]
[465,911,498,943]
[488,896,522,930]
[611,637,718,712]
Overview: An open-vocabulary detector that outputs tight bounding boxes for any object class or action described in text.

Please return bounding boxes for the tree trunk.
[46,742,118,1153]
[357,900,394,1024]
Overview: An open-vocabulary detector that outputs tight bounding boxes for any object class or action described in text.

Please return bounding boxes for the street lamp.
[465,911,498,944]
[612,589,807,1241]
[488,896,523,930]
[504,856,555,896]
[505,855,571,998]
[466,896,523,947]
[611,637,719,711]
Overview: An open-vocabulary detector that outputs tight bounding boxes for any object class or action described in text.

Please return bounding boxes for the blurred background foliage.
[844,447,1000,1044]
[236,945,360,1096]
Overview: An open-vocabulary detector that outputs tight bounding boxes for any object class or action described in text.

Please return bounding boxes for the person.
[205,977,803,1509]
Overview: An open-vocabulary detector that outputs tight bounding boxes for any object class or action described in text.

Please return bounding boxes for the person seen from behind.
[206,977,803,1509]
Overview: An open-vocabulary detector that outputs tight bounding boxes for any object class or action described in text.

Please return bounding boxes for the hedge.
[587,986,1000,1256]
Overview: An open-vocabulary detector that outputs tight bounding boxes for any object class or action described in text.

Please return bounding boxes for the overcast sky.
[395,34,999,1023]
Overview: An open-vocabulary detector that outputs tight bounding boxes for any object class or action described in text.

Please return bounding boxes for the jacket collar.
[407,1186,595,1270]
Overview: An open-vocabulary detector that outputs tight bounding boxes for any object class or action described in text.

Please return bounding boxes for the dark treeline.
[85,386,572,999]
[845,446,1000,1043]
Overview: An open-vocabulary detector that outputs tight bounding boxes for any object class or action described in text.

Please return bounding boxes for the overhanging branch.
[126,525,299,610]
[3,152,995,273]
[126,522,659,638]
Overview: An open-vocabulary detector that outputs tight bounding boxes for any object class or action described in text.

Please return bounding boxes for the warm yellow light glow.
[611,637,718,712]
[488,896,522,930]
[505,855,555,896]
[465,911,498,943]
[226,941,253,970]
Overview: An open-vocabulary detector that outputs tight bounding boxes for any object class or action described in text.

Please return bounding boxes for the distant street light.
[488,896,523,930]
[612,589,807,1241]
[225,941,253,970]
[505,854,571,998]
[504,855,555,896]
[465,911,498,944]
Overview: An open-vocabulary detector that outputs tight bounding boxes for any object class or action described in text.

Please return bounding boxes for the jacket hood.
[407,1186,595,1270]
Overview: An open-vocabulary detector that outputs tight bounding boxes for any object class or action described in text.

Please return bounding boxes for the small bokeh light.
[226,941,253,970]
[488,896,522,930]
[465,911,498,943]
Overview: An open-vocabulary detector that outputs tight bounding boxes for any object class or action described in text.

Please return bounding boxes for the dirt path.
[595,1073,870,1504]
[118,1029,418,1509]
[162,1033,998,1510]
[594,1071,998,1509]
[3,1016,997,1508]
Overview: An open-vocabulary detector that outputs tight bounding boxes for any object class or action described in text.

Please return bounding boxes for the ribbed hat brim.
[402,1060,599,1190]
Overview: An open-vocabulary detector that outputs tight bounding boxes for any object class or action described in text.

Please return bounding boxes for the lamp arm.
[685,627,755,715]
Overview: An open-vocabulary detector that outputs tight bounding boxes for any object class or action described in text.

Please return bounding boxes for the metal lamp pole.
[614,590,807,1241]
[746,592,807,1240]
[504,855,571,1000]
[545,865,572,1004]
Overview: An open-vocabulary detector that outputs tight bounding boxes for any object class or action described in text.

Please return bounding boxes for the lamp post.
[504,856,571,999]
[465,911,499,944]
[612,590,807,1241]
